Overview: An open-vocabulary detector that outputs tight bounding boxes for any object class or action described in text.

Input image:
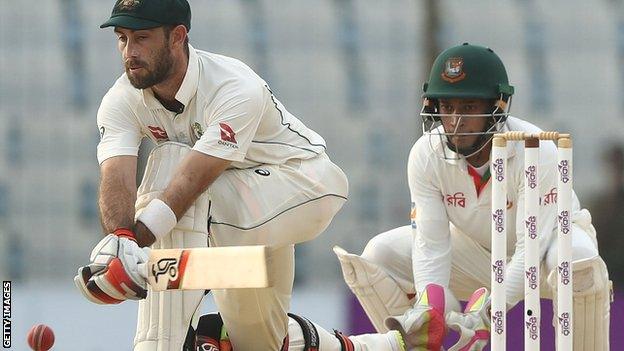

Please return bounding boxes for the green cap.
[423,43,514,100]
[100,0,191,31]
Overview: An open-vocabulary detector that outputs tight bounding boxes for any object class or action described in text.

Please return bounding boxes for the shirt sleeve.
[505,142,559,304]
[193,79,265,162]
[408,142,452,292]
[96,91,143,164]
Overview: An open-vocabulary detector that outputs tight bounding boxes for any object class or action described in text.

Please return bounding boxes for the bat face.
[147,246,271,291]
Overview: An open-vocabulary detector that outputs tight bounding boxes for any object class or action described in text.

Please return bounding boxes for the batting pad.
[133,142,209,351]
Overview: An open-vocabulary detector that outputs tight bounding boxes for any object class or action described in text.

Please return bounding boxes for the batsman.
[335,43,612,350]
[72,1,410,350]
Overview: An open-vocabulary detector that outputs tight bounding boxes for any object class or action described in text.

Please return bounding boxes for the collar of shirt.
[467,164,491,197]
[140,44,200,112]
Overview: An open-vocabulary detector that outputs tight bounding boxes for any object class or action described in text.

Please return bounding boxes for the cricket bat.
[146,245,270,291]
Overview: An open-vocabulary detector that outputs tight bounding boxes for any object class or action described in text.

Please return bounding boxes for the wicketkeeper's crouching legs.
[334,227,416,333]
[187,312,405,351]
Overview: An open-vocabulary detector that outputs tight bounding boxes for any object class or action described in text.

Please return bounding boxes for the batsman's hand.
[385,283,460,351]
[74,229,149,304]
[446,287,491,351]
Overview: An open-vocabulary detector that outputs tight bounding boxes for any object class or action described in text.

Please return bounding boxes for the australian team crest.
[192,122,204,140]
[441,57,466,83]
[117,0,141,11]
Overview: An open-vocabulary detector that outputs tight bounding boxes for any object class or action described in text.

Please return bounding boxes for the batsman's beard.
[125,46,174,89]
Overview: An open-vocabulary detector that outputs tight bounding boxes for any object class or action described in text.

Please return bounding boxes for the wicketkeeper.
[335,43,613,350]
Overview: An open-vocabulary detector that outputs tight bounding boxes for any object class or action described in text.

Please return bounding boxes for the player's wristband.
[136,199,177,240]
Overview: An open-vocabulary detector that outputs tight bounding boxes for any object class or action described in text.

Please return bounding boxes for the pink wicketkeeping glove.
[446,287,491,351]
[385,283,460,351]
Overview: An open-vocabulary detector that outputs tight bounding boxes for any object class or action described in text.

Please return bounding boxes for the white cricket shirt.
[96,45,326,168]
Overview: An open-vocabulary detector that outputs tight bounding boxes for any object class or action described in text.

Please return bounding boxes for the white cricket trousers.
[362,223,598,302]
[208,152,348,351]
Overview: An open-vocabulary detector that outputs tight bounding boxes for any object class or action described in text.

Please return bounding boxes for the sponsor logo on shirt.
[219,123,236,143]
[218,122,238,149]
[541,187,557,205]
[99,126,105,139]
[410,202,417,228]
[445,192,466,208]
[148,126,169,141]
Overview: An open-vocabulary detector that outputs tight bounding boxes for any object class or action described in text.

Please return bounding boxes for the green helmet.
[420,43,514,160]
[423,43,514,100]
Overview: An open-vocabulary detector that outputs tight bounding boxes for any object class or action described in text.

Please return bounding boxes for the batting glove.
[74,229,149,304]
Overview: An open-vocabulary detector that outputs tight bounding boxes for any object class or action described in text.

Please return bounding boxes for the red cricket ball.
[27,324,55,351]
